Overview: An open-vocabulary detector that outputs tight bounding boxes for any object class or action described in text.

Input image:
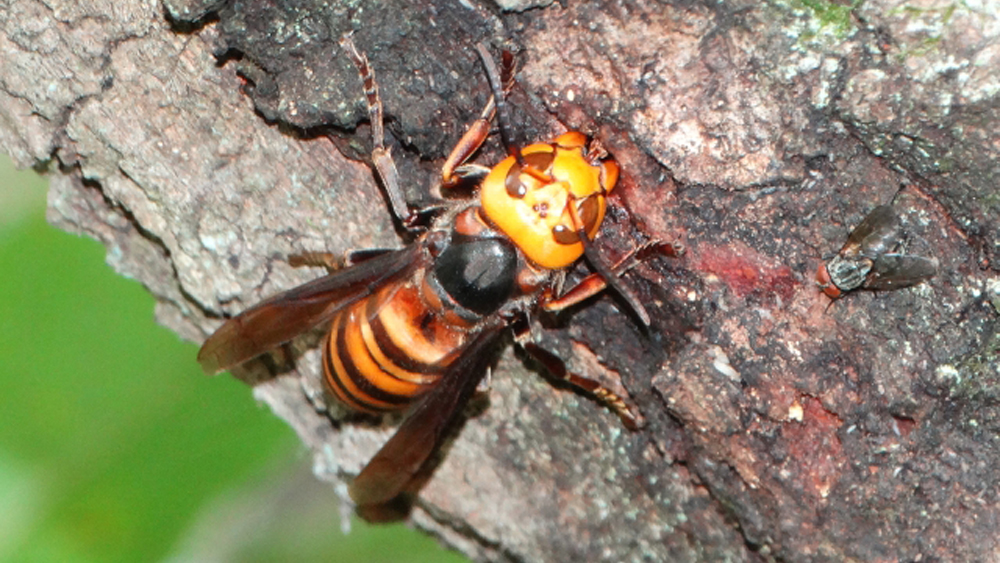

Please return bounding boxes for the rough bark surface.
[3,0,999,561]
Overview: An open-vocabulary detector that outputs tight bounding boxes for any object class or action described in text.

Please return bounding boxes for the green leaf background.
[0,156,465,563]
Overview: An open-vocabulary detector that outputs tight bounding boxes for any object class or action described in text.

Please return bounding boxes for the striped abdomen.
[322,279,471,414]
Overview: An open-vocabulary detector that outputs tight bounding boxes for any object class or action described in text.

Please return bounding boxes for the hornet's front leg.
[440,47,517,190]
[542,240,682,319]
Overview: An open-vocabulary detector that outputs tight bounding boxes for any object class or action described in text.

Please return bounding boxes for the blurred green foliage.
[0,156,466,563]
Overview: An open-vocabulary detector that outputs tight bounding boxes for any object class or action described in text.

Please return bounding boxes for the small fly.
[816,205,937,299]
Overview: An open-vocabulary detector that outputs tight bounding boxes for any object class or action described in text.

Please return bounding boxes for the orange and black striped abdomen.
[323,279,472,414]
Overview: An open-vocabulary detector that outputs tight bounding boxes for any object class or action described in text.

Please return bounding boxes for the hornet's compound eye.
[551,196,600,246]
[551,224,579,245]
[505,152,555,198]
[578,196,600,235]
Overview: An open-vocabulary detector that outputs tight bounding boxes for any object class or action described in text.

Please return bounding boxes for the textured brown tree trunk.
[2,0,998,560]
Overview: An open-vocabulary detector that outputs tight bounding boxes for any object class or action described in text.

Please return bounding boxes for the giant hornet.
[817,204,937,299]
[198,35,673,508]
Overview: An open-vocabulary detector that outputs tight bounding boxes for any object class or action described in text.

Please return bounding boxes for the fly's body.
[817,204,937,299]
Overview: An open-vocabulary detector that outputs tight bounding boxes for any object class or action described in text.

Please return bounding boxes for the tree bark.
[2,0,998,560]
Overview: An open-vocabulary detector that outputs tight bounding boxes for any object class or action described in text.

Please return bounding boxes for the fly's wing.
[840,205,900,260]
[197,245,422,374]
[349,324,505,507]
[864,253,937,291]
